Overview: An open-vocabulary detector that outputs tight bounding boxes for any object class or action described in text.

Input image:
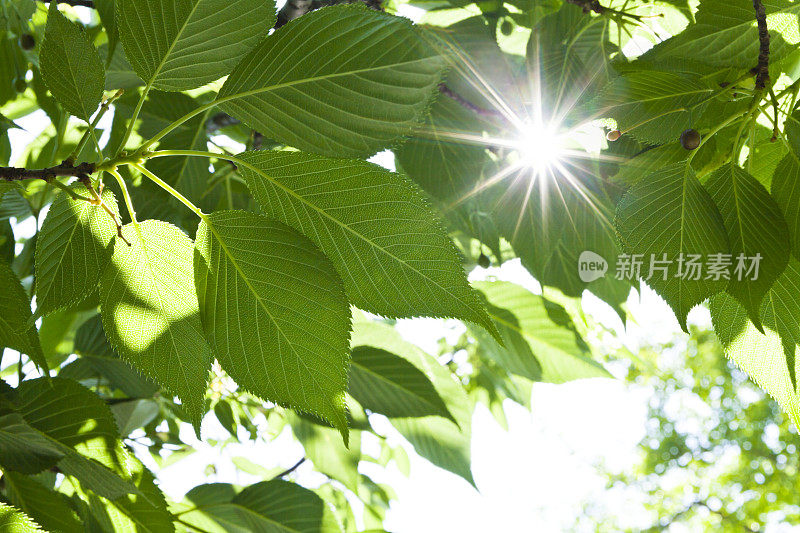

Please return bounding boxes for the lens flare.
[516,121,567,173]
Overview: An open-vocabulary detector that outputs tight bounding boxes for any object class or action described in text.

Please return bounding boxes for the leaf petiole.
[130,162,207,221]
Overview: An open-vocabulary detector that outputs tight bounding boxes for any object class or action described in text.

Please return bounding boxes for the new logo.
[578,251,608,282]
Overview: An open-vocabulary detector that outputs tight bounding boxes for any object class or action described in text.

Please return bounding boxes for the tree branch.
[437,83,504,119]
[753,0,770,89]
[0,161,95,182]
[274,457,306,478]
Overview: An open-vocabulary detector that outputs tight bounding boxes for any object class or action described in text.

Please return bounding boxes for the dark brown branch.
[438,83,504,119]
[0,161,95,182]
[37,0,94,7]
[753,0,771,89]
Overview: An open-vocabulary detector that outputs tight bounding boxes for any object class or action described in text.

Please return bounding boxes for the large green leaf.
[771,154,800,261]
[594,71,713,144]
[100,220,213,429]
[640,0,800,70]
[14,377,136,500]
[40,2,105,121]
[0,258,46,371]
[194,211,351,442]
[236,150,497,337]
[710,260,800,426]
[4,472,82,532]
[0,503,44,533]
[177,480,341,533]
[615,163,730,330]
[117,0,276,91]
[706,164,790,330]
[217,5,445,158]
[351,319,475,485]
[16,377,123,470]
[35,185,118,317]
[0,413,64,474]
[473,281,609,383]
[349,345,454,421]
[290,411,362,492]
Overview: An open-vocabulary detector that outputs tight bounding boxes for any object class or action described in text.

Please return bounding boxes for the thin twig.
[274,457,306,478]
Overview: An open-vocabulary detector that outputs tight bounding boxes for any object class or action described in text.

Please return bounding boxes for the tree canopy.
[0,0,799,530]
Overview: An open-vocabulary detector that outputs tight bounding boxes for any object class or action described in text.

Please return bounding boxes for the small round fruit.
[680,129,701,150]
[478,253,491,269]
[500,19,513,36]
[19,34,35,50]
[606,130,622,142]
[13,77,26,93]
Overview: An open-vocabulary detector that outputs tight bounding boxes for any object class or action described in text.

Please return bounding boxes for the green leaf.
[4,472,82,532]
[351,319,475,485]
[0,0,35,34]
[16,377,123,469]
[40,2,105,121]
[615,163,730,330]
[110,399,160,436]
[217,5,445,158]
[290,411,362,492]
[117,0,276,91]
[594,71,713,144]
[710,260,800,425]
[83,456,174,533]
[194,210,351,442]
[394,95,494,204]
[14,377,137,500]
[0,258,46,371]
[213,400,237,437]
[94,0,118,60]
[236,150,497,338]
[0,413,64,474]
[473,281,609,382]
[99,220,213,429]
[640,0,800,70]
[99,43,144,91]
[705,164,790,330]
[771,154,800,261]
[348,346,454,420]
[74,314,160,398]
[0,503,44,533]
[178,480,341,533]
[35,185,119,317]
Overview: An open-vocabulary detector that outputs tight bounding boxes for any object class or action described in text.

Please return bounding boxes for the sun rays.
[410,23,625,247]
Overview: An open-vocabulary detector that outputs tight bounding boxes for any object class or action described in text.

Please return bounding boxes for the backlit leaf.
[194,211,351,442]
[100,220,213,429]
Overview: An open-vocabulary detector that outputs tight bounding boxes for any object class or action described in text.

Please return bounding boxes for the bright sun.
[516,121,567,173]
